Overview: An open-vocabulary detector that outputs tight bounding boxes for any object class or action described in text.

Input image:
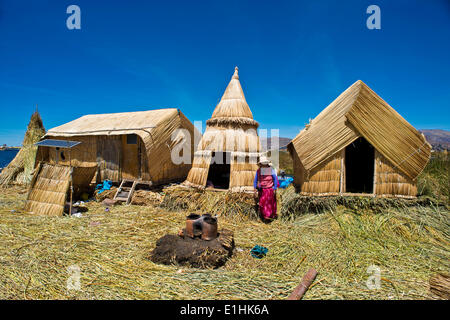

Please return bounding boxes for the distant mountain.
[420,129,450,151]
[260,137,292,151]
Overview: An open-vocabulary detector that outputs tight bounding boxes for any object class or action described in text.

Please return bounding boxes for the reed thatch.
[429,273,450,300]
[0,111,46,186]
[24,163,97,216]
[24,163,71,216]
[288,80,431,197]
[185,67,261,192]
[38,108,197,185]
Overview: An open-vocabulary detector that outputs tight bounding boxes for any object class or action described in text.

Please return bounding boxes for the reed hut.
[0,111,46,186]
[287,80,431,198]
[35,108,196,185]
[184,67,261,192]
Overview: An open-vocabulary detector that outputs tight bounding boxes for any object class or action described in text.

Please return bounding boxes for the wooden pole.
[69,147,73,216]
[287,268,318,300]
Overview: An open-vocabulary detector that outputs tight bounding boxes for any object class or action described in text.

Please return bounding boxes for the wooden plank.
[126,181,137,205]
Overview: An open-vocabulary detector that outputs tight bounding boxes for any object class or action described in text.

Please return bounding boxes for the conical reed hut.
[184,67,261,192]
[287,80,431,198]
[0,111,46,186]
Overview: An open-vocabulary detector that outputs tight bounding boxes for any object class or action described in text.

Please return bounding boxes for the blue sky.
[0,0,449,146]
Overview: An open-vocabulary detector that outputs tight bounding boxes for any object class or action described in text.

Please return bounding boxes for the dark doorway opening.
[345,137,374,193]
[206,152,231,189]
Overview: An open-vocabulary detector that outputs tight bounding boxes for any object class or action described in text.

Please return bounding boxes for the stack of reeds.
[0,111,46,186]
[429,273,450,300]
[280,185,446,220]
[161,185,258,220]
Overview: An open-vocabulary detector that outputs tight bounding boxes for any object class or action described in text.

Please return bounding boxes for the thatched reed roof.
[196,67,261,153]
[46,108,180,137]
[206,67,259,128]
[288,80,431,180]
[0,111,46,186]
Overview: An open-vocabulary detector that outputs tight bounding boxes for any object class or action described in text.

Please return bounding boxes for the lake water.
[0,149,19,170]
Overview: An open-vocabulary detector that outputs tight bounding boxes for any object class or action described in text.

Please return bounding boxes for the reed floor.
[0,185,448,300]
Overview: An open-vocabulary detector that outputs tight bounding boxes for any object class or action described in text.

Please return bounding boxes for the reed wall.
[375,151,417,197]
[185,122,261,189]
[292,147,418,197]
[297,152,342,195]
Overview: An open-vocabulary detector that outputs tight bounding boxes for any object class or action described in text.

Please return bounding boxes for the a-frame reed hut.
[287,80,431,198]
[184,67,261,192]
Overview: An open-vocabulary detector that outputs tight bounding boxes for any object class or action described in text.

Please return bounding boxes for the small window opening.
[127,134,138,145]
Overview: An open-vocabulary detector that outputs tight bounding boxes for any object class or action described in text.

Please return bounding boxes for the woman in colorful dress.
[253,156,278,222]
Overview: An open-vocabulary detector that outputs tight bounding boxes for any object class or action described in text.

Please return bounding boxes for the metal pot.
[201,216,218,241]
[185,213,200,238]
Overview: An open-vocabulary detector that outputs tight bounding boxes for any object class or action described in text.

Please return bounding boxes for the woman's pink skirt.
[258,188,277,220]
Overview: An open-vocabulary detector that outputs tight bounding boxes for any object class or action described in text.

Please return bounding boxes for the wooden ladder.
[113,179,137,204]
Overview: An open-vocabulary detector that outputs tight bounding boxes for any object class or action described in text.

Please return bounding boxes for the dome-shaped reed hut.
[184,67,261,192]
[287,80,431,198]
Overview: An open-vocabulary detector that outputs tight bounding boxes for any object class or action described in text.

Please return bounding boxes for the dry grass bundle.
[161,186,258,221]
[417,152,449,203]
[130,190,163,206]
[429,273,450,300]
[280,185,446,220]
[0,185,448,300]
[95,187,118,202]
[0,111,46,186]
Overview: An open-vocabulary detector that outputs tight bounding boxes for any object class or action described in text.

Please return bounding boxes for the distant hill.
[420,129,450,151]
[260,137,292,151]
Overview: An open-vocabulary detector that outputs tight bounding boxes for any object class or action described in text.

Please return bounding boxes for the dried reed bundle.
[161,186,258,220]
[429,273,450,300]
[280,185,446,220]
[0,111,46,186]
[130,190,163,206]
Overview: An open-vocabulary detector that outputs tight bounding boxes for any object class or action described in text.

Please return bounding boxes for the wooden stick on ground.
[287,268,318,300]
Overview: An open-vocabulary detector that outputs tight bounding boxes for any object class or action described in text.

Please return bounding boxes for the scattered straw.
[0,185,448,300]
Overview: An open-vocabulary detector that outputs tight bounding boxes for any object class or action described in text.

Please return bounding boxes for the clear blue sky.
[0,0,449,146]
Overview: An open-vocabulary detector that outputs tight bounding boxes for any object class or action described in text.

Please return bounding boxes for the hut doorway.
[206,152,231,189]
[121,134,141,180]
[344,137,375,193]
